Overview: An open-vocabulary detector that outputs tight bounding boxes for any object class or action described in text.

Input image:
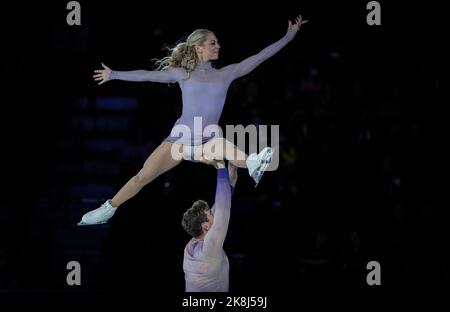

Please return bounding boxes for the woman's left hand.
[287,14,308,33]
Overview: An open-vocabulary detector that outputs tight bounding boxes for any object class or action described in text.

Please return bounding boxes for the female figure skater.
[79,14,307,225]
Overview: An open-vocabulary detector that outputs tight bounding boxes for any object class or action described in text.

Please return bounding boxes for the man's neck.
[195,233,206,240]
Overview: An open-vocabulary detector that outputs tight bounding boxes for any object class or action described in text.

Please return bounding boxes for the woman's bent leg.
[201,138,248,168]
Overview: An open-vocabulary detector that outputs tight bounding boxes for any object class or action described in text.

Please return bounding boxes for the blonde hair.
[154,29,213,73]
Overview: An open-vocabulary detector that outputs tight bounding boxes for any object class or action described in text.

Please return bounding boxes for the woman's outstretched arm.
[93,62,187,84]
[223,14,308,80]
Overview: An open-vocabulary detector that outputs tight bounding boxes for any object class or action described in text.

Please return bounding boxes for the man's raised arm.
[203,163,232,257]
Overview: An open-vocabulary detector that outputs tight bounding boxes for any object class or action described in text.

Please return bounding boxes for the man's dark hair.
[181,200,209,237]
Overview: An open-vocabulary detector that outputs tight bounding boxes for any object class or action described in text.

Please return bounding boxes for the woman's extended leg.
[110,141,183,207]
[79,141,183,225]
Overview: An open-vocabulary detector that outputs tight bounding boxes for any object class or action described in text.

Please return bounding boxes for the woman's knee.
[133,171,154,186]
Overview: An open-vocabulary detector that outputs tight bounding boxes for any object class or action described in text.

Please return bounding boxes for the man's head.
[181,200,214,238]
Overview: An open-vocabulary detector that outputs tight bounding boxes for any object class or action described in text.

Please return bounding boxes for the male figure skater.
[181,159,237,291]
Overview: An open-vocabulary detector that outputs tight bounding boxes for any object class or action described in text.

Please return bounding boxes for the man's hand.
[228,163,238,187]
[199,155,225,169]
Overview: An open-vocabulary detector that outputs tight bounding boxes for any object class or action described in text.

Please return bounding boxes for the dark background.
[0,0,445,305]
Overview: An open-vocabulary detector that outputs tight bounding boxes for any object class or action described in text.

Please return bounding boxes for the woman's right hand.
[93,62,112,85]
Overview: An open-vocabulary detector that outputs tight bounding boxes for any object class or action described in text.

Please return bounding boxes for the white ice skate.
[77,200,117,226]
[246,147,273,187]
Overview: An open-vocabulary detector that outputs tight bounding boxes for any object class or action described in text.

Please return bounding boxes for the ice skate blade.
[77,221,108,226]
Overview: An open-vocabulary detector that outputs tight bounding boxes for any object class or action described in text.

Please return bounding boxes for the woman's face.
[196,33,220,61]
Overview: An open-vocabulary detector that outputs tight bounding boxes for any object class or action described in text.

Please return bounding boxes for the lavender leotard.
[110,29,297,146]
